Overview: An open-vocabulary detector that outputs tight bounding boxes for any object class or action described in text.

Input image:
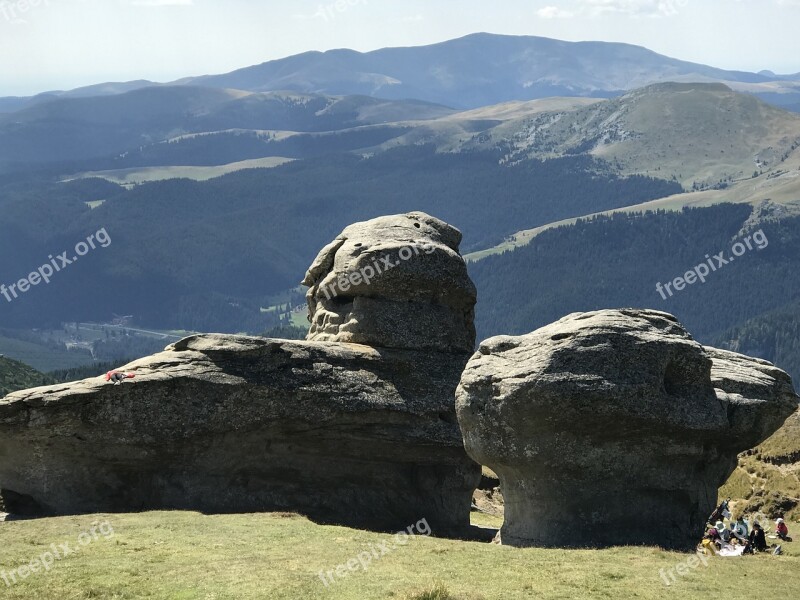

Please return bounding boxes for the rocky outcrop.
[456,309,799,549]
[0,212,480,533]
[303,212,476,353]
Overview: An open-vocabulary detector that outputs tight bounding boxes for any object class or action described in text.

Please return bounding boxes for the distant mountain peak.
[169,33,797,110]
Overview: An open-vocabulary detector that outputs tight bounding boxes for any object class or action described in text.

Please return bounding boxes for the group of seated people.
[701,515,791,556]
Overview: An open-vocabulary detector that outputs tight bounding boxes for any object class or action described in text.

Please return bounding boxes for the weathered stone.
[0,335,479,532]
[455,309,799,549]
[706,346,798,446]
[0,212,481,533]
[303,212,476,353]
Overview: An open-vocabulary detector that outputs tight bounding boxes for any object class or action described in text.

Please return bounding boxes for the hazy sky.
[1,0,799,96]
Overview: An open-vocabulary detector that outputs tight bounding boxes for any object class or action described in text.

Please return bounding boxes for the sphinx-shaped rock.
[456,309,799,549]
[303,212,476,353]
[0,213,480,534]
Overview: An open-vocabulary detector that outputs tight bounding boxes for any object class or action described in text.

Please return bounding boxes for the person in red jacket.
[776,518,790,540]
[105,371,136,385]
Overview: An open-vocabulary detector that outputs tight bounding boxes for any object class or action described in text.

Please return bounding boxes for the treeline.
[48,361,120,384]
[470,204,800,380]
[112,126,413,168]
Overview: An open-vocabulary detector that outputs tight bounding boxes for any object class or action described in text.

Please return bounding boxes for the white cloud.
[580,0,689,17]
[537,6,576,19]
[129,0,193,6]
[533,0,694,20]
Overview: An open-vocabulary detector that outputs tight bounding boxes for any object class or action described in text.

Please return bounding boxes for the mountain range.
[3,33,800,114]
[1,33,800,388]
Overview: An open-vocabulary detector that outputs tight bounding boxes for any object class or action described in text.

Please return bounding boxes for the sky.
[1,0,800,96]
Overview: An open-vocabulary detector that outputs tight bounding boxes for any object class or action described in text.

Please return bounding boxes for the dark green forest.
[0,148,679,331]
[469,204,800,380]
[712,300,800,382]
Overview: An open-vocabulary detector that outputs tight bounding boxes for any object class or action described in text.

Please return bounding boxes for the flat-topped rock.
[0,334,479,532]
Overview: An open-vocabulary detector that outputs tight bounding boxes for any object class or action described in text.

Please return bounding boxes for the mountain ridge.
[3,33,799,113]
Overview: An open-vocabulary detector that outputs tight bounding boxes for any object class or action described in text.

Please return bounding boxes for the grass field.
[0,511,797,599]
[69,157,294,187]
[290,311,310,329]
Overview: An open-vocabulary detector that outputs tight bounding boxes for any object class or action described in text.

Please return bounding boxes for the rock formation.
[303,212,476,353]
[456,309,799,549]
[0,212,480,533]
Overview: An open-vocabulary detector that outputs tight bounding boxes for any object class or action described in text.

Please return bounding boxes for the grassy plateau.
[0,511,798,599]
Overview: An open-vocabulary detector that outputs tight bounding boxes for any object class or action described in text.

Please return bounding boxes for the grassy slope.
[464,84,800,262]
[590,84,800,185]
[496,83,800,187]
[0,356,52,396]
[0,512,798,599]
[721,410,800,521]
[70,157,295,186]
[465,178,800,262]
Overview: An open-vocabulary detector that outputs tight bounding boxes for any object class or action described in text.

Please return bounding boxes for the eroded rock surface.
[303,212,476,353]
[456,309,799,549]
[0,212,480,533]
[0,336,478,532]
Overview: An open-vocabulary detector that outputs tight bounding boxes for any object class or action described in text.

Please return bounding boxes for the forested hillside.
[0,89,451,170]
[0,355,52,396]
[713,300,800,383]
[470,204,800,380]
[0,148,679,332]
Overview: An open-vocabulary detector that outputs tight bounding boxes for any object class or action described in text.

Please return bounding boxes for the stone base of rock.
[499,476,732,549]
[0,335,480,534]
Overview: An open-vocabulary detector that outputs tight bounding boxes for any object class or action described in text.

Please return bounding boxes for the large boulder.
[303,212,476,353]
[456,309,799,549]
[0,212,480,533]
